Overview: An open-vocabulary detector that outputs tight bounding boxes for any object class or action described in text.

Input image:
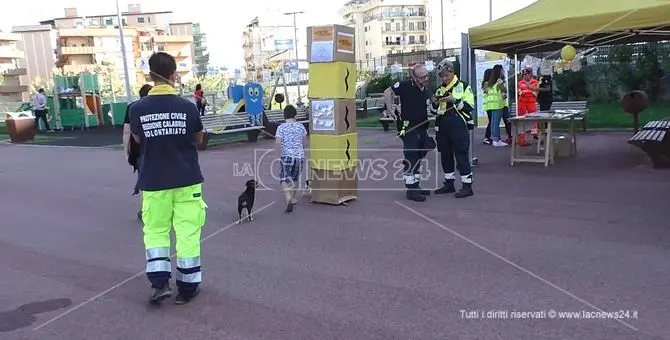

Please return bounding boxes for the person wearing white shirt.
[32,88,52,132]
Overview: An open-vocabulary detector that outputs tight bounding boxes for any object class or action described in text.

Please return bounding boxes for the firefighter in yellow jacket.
[431,59,475,198]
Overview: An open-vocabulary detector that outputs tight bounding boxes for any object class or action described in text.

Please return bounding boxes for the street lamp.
[284,11,304,104]
[116,0,133,102]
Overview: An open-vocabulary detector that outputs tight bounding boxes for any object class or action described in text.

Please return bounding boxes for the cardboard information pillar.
[307,24,358,205]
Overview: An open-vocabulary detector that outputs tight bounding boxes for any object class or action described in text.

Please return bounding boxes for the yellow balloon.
[561,45,576,62]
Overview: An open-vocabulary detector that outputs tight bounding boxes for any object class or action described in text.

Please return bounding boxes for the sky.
[0,0,536,69]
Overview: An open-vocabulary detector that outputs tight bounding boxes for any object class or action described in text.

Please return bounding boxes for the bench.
[641,120,670,130]
[627,123,670,168]
[263,107,310,137]
[199,112,263,150]
[357,96,385,118]
[510,101,588,131]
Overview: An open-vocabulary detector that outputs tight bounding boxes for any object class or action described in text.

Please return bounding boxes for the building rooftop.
[12,25,53,33]
[40,11,172,25]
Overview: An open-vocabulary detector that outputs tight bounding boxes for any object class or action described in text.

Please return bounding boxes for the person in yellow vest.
[481,68,493,144]
[431,59,475,198]
[485,67,508,147]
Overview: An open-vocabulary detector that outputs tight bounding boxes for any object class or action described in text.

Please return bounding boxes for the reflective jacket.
[431,75,475,129]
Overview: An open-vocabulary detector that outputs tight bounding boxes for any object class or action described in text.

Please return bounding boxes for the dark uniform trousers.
[401,128,435,188]
[436,113,471,180]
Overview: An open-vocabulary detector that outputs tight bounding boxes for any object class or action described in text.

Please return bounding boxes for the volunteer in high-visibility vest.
[432,59,475,198]
[482,68,494,145]
[486,67,508,147]
[129,52,207,305]
[517,67,539,146]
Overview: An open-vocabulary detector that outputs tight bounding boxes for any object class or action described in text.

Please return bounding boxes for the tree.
[94,62,126,100]
[182,74,229,93]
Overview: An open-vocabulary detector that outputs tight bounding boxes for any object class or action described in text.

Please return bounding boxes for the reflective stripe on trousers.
[176,257,202,283]
[146,247,171,273]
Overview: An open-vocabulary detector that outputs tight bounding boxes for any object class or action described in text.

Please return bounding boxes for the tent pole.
[514,54,518,117]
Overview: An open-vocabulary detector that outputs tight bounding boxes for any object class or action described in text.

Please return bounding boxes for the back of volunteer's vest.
[129,53,203,192]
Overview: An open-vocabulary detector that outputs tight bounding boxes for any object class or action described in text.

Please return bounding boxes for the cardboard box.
[552,135,571,157]
[309,99,357,135]
[309,133,358,171]
[306,25,355,64]
[307,62,357,99]
[310,166,358,205]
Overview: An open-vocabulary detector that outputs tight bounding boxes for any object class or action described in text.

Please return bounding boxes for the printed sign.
[336,32,354,54]
[274,39,293,50]
[262,69,271,82]
[312,26,334,41]
[425,60,434,71]
[310,41,333,63]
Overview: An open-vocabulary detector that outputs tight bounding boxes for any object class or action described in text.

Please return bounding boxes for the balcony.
[62,64,97,74]
[58,28,136,37]
[154,35,192,43]
[0,46,24,59]
[383,41,425,47]
[2,68,27,76]
[58,46,99,55]
[0,84,29,93]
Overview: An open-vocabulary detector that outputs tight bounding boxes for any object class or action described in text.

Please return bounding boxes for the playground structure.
[49,73,103,130]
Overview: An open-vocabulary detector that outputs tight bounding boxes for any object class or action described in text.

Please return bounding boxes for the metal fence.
[356,48,461,76]
[355,43,670,101]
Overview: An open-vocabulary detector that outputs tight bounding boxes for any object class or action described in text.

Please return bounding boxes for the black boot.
[406,183,426,202]
[434,179,456,195]
[454,183,474,198]
[416,185,431,196]
[149,284,172,304]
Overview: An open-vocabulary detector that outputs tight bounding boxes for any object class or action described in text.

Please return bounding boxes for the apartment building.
[38,5,197,87]
[341,0,429,68]
[193,23,210,76]
[242,12,307,82]
[12,25,58,87]
[0,31,29,102]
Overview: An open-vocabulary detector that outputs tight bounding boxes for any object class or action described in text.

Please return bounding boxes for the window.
[147,17,151,23]
[122,19,127,26]
[138,17,145,24]
[365,40,369,46]
[418,21,426,30]
[385,23,391,31]
[105,19,113,26]
[418,6,426,16]
[364,26,368,32]
[409,36,415,44]
[408,22,415,31]
[419,35,425,44]
[395,23,400,31]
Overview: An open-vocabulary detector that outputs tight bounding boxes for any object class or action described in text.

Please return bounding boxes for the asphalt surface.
[1,129,669,340]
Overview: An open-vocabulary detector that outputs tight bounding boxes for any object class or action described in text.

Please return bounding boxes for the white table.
[508,110,582,167]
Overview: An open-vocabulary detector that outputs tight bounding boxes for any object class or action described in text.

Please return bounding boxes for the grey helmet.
[437,58,455,73]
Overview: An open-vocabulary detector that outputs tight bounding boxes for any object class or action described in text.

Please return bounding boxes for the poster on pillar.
[475,59,510,128]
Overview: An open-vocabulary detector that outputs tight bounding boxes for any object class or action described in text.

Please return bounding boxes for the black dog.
[237,179,259,223]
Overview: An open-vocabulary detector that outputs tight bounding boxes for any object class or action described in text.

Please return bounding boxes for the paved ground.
[1,129,669,340]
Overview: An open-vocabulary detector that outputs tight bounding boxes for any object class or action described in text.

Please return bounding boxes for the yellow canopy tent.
[469,0,670,53]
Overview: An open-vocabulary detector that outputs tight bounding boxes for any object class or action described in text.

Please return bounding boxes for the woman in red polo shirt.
[516,68,539,146]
